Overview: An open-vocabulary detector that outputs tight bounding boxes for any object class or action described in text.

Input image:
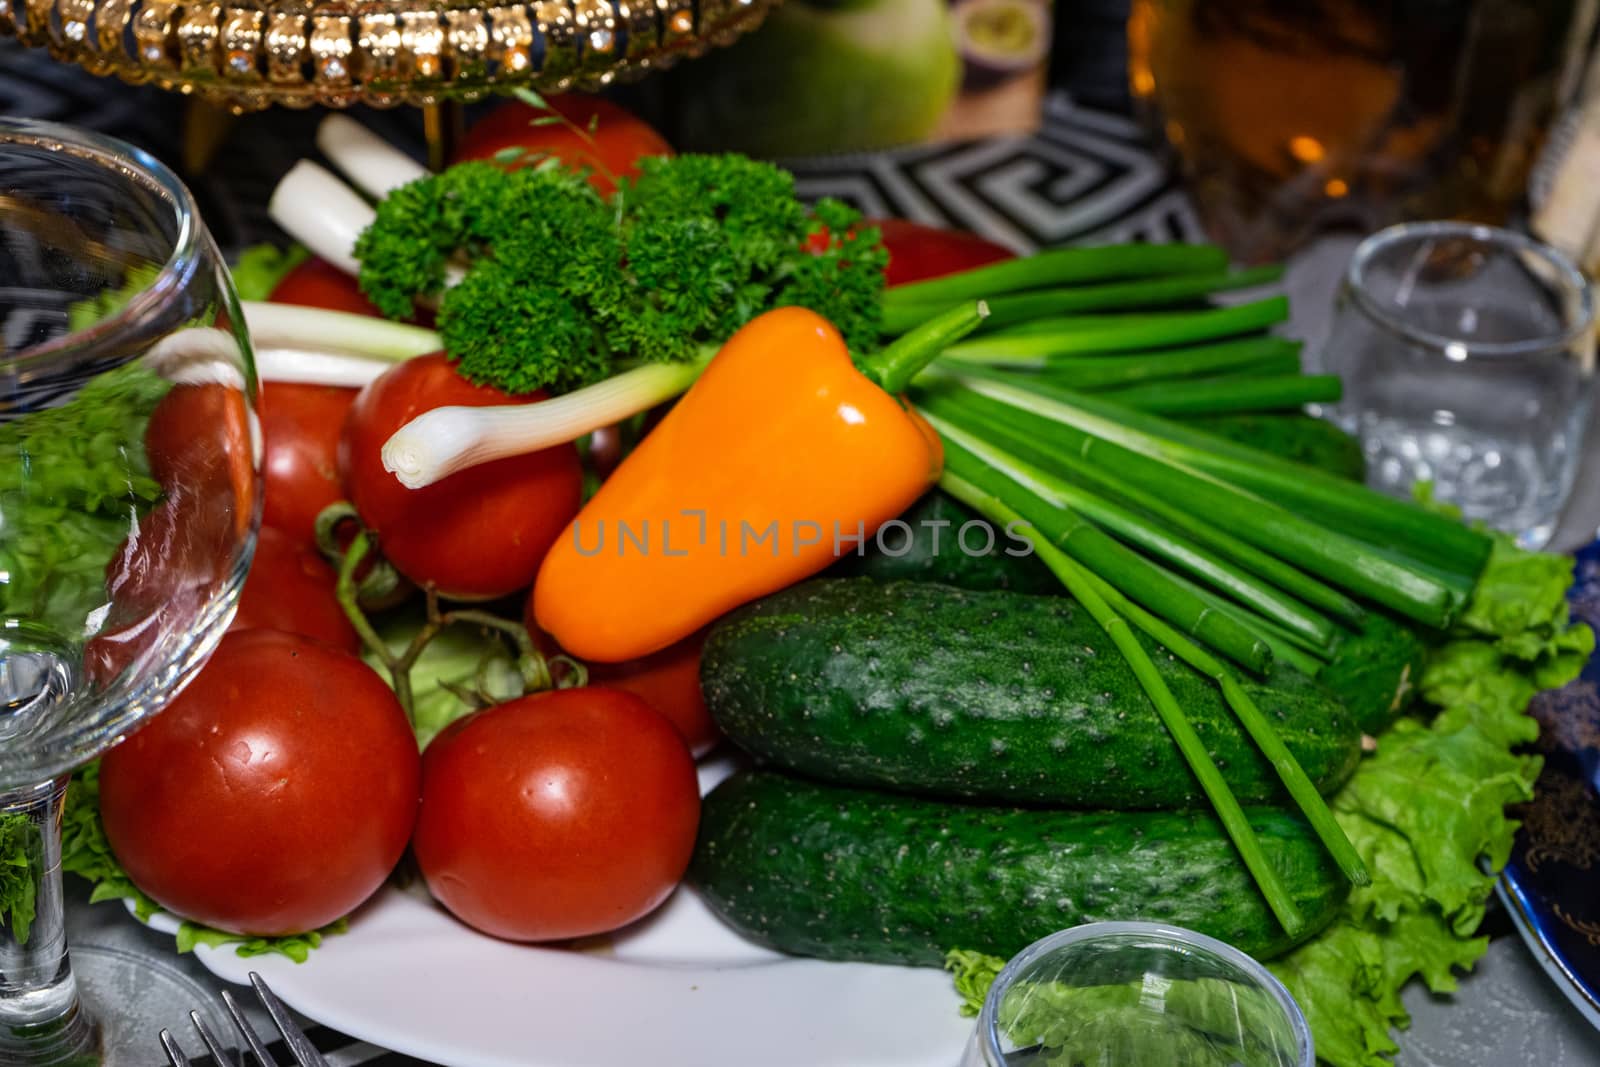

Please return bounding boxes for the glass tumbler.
[1321,221,1595,549]
[959,921,1312,1067]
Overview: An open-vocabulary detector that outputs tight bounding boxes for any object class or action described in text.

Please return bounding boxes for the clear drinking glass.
[1321,221,1595,549]
[0,120,259,1063]
[959,922,1313,1067]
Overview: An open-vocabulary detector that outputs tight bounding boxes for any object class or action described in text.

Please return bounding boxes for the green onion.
[1064,563,1370,890]
[1100,374,1343,415]
[989,379,1493,578]
[880,265,1285,335]
[1161,570,1335,671]
[928,418,1272,673]
[925,404,1339,650]
[940,298,1290,366]
[980,337,1303,392]
[863,301,991,394]
[917,380,1466,627]
[966,417,1366,626]
[939,463,1309,937]
[883,244,1230,309]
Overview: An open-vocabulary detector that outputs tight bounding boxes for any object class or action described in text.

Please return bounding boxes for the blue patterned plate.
[1499,539,1600,1030]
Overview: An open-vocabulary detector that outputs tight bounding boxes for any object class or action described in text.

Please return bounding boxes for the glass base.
[2,945,236,1066]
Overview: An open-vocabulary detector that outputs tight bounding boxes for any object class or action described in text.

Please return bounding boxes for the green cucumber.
[1183,413,1366,482]
[827,490,1058,594]
[1322,611,1425,734]
[692,769,1349,965]
[702,579,1361,808]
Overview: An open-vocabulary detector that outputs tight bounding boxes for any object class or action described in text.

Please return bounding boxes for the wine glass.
[0,121,259,1064]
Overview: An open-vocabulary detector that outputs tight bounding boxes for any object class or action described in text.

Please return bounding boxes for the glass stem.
[0,776,96,1065]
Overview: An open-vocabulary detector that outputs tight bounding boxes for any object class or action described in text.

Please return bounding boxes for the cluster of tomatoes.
[95,99,711,946]
[94,96,1014,948]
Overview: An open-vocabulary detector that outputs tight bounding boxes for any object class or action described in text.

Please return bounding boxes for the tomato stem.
[336,527,576,727]
[435,602,565,697]
[336,529,420,721]
[315,501,410,607]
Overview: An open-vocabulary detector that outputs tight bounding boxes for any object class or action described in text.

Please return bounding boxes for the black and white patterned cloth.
[0,40,1189,258]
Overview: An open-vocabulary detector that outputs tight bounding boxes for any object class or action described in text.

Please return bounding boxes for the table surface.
[6,38,1600,1067]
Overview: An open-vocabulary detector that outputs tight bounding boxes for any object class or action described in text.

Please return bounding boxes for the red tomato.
[590,636,719,758]
[413,687,699,942]
[105,491,235,623]
[531,620,718,757]
[339,353,583,600]
[229,526,359,652]
[93,466,248,689]
[99,630,419,936]
[143,382,255,543]
[260,381,357,548]
[875,218,1015,287]
[453,96,673,194]
[270,257,383,317]
[84,580,216,691]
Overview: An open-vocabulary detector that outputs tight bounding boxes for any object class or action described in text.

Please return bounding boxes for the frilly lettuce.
[946,951,1298,1066]
[229,244,308,303]
[176,917,347,964]
[0,813,37,945]
[1265,535,1591,1066]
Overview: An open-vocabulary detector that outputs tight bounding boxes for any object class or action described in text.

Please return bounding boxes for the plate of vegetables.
[24,97,1594,1067]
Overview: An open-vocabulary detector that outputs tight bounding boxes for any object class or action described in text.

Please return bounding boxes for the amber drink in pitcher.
[1128,0,1588,261]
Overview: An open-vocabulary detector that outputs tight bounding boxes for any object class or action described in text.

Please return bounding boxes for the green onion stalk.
[915,377,1473,629]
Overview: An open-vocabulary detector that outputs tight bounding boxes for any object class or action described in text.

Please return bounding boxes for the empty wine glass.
[0,120,258,1064]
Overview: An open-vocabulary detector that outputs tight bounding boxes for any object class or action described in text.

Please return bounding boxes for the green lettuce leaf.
[947,948,1005,1017]
[229,244,309,303]
[176,917,348,964]
[1457,538,1576,642]
[61,763,161,920]
[0,812,38,945]
[363,607,523,749]
[943,949,1299,1066]
[0,364,167,637]
[1265,535,1589,1066]
[66,264,165,334]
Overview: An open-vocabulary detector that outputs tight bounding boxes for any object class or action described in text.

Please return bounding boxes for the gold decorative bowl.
[0,0,779,110]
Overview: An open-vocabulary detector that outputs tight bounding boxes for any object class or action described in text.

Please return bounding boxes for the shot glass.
[1320,221,1596,549]
[959,921,1313,1067]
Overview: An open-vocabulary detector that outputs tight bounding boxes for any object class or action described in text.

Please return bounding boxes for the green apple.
[671,0,962,157]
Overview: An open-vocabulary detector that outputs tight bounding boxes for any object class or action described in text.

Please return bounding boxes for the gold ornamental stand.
[0,0,778,111]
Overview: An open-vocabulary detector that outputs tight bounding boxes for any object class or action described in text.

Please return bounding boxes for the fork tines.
[160,972,328,1067]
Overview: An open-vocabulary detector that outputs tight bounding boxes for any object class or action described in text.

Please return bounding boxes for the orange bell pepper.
[533,303,982,662]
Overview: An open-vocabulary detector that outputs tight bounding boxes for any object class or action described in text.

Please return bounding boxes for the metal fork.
[159,972,329,1067]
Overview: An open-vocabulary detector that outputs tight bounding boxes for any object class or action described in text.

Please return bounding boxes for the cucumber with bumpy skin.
[701,578,1361,808]
[1322,610,1425,734]
[691,769,1348,965]
[827,489,1057,593]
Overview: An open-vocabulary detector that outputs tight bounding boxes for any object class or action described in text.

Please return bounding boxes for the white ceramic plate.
[137,755,975,1067]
